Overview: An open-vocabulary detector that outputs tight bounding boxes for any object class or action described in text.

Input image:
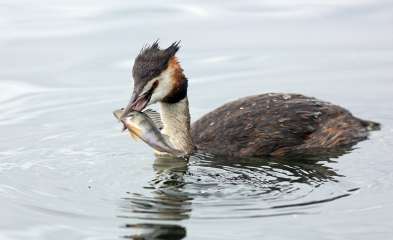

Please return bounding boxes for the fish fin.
[122,124,127,132]
[143,109,163,130]
[128,131,139,141]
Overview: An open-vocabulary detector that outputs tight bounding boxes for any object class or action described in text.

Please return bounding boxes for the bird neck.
[159,97,193,154]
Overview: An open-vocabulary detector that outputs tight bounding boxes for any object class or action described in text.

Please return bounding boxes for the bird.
[120,41,380,158]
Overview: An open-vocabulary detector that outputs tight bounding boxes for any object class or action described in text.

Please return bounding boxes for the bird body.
[118,41,379,158]
[192,93,377,157]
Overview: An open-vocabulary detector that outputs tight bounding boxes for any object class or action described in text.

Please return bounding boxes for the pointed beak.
[121,91,137,118]
[121,90,151,118]
[121,81,159,118]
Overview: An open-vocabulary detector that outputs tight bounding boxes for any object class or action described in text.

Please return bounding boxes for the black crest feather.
[165,41,181,58]
[132,41,181,93]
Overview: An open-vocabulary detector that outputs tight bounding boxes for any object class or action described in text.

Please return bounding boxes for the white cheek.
[149,68,173,104]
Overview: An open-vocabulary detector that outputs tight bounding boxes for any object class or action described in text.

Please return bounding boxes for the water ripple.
[118,153,356,224]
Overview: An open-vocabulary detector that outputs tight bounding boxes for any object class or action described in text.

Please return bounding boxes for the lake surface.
[1,1,393,239]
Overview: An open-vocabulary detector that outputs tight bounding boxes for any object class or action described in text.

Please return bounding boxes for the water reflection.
[118,150,354,239]
[119,156,192,220]
[122,223,186,240]
[119,156,191,239]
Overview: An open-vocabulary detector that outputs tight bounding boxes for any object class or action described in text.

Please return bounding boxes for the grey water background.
[1,0,393,239]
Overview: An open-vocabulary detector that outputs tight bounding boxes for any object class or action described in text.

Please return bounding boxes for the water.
[1,0,393,239]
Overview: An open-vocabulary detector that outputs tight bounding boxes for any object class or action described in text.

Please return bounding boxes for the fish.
[113,108,183,156]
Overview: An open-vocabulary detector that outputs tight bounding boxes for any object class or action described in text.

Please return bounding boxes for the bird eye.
[152,80,159,88]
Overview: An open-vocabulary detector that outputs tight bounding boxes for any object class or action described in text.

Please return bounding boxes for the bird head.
[121,41,188,118]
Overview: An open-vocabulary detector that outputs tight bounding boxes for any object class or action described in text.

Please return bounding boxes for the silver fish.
[113,108,183,156]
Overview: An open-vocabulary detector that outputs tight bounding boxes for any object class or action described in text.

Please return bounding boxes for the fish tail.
[360,119,381,131]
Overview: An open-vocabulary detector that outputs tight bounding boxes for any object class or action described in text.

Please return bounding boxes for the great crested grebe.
[120,41,379,157]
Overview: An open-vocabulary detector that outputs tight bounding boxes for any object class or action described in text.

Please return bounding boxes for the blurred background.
[0,1,392,239]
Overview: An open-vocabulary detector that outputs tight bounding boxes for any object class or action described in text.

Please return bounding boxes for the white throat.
[159,97,193,154]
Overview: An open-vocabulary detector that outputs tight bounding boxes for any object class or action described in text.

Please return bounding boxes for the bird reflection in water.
[118,148,355,240]
[119,156,191,240]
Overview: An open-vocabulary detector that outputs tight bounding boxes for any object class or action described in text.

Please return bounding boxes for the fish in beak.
[113,108,141,139]
[113,108,184,156]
